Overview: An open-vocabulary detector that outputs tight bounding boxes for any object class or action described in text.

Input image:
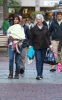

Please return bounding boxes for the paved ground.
[0,28,62,100]
[0,56,62,100]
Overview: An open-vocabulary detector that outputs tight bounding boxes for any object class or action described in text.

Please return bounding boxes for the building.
[20,0,60,19]
[0,0,60,27]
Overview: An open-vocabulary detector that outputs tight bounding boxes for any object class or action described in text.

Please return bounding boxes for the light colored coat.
[7,24,25,44]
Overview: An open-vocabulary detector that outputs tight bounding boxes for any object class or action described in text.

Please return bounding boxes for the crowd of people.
[2,11,62,80]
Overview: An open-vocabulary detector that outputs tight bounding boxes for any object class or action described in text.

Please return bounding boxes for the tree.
[0,0,3,5]
[3,0,8,20]
[2,0,21,20]
[8,0,21,13]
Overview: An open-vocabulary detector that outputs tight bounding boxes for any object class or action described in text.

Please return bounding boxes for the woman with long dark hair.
[7,15,23,79]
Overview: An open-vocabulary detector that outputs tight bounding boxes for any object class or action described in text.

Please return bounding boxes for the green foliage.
[0,0,3,5]
[8,0,21,13]
[0,0,21,12]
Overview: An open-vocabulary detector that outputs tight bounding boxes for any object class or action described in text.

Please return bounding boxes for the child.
[7,23,25,54]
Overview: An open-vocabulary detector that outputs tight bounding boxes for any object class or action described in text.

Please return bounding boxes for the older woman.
[29,14,51,80]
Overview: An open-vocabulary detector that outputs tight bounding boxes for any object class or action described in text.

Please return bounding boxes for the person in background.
[26,19,34,34]
[42,18,48,27]
[46,18,50,29]
[49,12,57,27]
[9,17,13,26]
[19,15,22,21]
[19,20,30,76]
[25,18,29,25]
[2,18,10,35]
[49,11,62,72]
[29,14,51,80]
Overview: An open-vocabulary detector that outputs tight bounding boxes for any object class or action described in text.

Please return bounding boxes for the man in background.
[49,11,62,72]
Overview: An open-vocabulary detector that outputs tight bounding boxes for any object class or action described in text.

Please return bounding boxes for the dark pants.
[35,49,47,77]
[9,45,21,73]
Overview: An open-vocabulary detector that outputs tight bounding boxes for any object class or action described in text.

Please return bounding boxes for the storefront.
[20,7,35,20]
[8,8,15,18]
[20,0,60,20]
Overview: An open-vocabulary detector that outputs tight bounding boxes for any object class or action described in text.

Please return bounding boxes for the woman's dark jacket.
[29,25,51,50]
[49,19,62,41]
[22,25,30,48]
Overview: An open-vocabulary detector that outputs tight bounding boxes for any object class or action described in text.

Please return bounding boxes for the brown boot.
[8,71,13,79]
[14,73,19,79]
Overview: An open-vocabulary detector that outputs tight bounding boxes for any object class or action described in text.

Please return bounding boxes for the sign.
[44,1,59,6]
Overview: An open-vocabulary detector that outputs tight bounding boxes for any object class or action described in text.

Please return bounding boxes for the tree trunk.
[3,0,8,20]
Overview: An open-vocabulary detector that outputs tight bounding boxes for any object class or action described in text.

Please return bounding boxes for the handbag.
[27,47,35,60]
[44,49,56,65]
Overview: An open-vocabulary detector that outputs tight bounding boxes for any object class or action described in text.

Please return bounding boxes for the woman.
[7,15,23,79]
[29,14,51,80]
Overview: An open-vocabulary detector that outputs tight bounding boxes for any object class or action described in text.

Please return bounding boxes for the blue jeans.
[35,49,47,77]
[9,45,21,73]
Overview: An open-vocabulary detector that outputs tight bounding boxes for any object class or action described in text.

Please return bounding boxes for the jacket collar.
[35,24,45,30]
[54,19,62,25]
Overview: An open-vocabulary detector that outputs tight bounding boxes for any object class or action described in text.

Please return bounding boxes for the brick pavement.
[0,57,62,100]
[0,83,62,100]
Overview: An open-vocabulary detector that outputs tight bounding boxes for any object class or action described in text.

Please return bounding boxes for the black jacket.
[22,25,30,48]
[49,19,62,41]
[30,25,51,50]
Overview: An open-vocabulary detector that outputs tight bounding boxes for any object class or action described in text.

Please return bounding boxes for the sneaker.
[36,76,42,80]
[20,68,24,74]
[40,76,43,79]
[50,69,56,72]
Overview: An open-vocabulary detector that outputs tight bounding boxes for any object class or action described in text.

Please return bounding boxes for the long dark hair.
[13,14,20,24]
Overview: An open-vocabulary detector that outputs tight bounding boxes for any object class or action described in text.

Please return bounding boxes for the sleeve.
[46,27,51,45]
[49,22,54,36]
[25,26,30,40]
[29,27,35,46]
